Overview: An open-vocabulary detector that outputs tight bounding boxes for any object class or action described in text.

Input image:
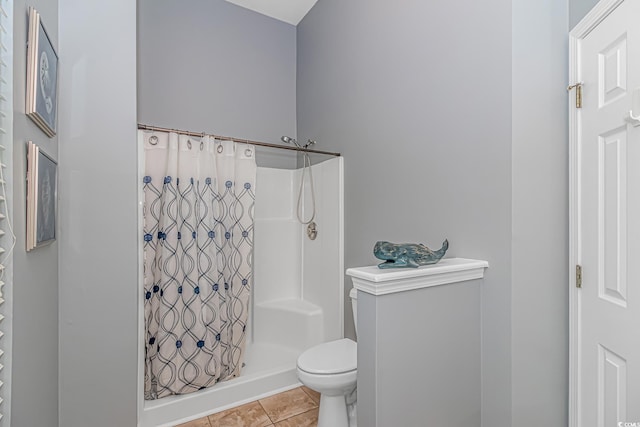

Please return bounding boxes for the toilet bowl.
[296,288,358,427]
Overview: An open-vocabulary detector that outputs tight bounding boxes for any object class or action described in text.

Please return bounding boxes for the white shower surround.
[137,154,344,427]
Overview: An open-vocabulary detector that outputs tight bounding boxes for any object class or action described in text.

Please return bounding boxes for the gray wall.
[297,1,513,425]
[11,1,59,426]
[55,2,299,425]
[298,0,570,425]
[58,0,138,426]
[138,0,298,169]
[570,0,599,29]
[512,1,569,426]
[358,281,481,427]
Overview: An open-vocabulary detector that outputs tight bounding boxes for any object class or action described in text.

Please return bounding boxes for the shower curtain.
[142,131,256,400]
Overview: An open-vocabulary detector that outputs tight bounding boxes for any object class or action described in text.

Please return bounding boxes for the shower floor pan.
[141,342,300,427]
[140,298,324,427]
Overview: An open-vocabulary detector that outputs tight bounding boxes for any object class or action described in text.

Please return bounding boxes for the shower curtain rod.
[138,124,341,157]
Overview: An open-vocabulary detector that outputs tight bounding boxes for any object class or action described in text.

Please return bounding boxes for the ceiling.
[224,0,319,25]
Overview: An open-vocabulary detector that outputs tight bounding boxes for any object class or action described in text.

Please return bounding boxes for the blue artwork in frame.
[36,148,57,245]
[26,7,58,137]
[26,141,57,251]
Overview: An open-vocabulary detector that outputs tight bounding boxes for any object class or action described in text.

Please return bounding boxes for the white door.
[571,0,640,426]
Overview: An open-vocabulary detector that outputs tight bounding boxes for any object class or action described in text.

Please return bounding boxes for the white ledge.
[346,258,489,296]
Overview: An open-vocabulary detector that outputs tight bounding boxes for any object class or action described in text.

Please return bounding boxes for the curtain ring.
[200,141,204,151]
[244,148,253,157]
[217,144,224,153]
[187,139,192,150]
[149,135,158,145]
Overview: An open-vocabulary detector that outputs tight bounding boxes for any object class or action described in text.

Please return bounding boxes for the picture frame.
[26,7,58,138]
[26,141,57,251]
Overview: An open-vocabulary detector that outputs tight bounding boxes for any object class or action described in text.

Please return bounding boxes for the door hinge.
[576,264,582,288]
[567,83,583,108]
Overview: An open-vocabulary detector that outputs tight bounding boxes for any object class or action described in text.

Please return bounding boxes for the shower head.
[281,135,317,150]
[281,136,297,145]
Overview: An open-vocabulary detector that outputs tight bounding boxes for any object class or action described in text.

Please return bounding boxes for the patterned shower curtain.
[142,131,256,400]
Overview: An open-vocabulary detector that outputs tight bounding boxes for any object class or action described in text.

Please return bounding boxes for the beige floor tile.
[273,408,319,427]
[208,401,272,427]
[300,386,320,405]
[259,388,318,423]
[176,416,212,427]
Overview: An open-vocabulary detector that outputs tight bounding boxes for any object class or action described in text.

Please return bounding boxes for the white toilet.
[296,288,358,427]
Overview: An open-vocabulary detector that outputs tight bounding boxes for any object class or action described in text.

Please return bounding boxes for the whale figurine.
[373,239,449,269]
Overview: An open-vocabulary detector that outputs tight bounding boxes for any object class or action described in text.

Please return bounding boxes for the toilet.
[296,288,358,427]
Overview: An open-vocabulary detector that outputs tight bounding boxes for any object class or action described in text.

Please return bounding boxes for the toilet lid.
[297,338,357,375]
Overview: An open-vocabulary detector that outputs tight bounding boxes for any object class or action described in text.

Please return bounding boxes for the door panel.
[598,127,627,308]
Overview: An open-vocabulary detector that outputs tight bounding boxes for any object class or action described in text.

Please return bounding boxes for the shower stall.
[137,130,344,427]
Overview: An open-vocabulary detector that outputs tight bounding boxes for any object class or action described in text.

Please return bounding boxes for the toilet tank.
[349,287,358,335]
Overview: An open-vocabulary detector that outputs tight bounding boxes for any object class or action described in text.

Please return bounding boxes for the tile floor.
[176,386,320,427]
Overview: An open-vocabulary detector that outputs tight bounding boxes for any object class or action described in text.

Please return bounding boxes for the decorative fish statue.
[373,239,449,269]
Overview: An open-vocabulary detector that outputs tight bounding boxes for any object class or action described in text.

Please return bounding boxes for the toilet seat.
[297,338,357,375]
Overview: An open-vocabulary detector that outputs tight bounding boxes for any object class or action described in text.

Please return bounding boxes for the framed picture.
[26,141,57,251]
[26,7,58,137]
